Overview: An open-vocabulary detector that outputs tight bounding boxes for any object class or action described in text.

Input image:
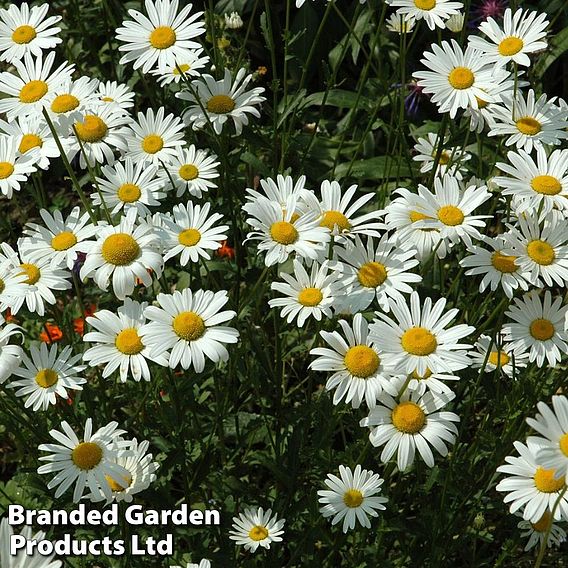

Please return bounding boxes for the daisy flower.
[37,418,129,503]
[0,134,37,198]
[116,0,205,74]
[93,159,166,217]
[469,8,549,67]
[413,40,500,118]
[158,145,220,198]
[488,89,568,153]
[384,188,445,261]
[83,298,167,383]
[360,385,459,471]
[0,51,74,119]
[269,259,342,327]
[124,106,185,165]
[157,201,228,265]
[470,334,528,378]
[228,507,285,553]
[526,396,568,478]
[149,47,209,85]
[8,246,71,317]
[333,234,421,313]
[412,132,471,180]
[516,512,567,551]
[460,236,530,299]
[8,342,86,411]
[0,321,23,384]
[97,80,135,113]
[386,12,416,33]
[370,291,474,376]
[502,291,568,368]
[178,68,266,135]
[318,464,388,533]
[0,518,61,568]
[405,367,460,397]
[66,105,132,168]
[0,247,29,313]
[79,209,163,300]
[89,438,159,504]
[0,114,59,169]
[303,180,385,240]
[494,148,568,216]
[45,75,100,128]
[142,288,239,372]
[171,561,211,568]
[501,212,568,288]
[388,0,463,30]
[310,313,396,408]
[496,439,568,523]
[0,2,61,64]
[21,206,97,270]
[409,177,491,251]
[243,196,330,267]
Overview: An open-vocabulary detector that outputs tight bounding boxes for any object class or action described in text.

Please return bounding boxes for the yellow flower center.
[0,278,4,293]
[414,0,436,9]
[178,228,202,247]
[498,36,524,56]
[527,240,555,266]
[391,401,426,433]
[19,80,48,103]
[101,233,140,266]
[142,134,164,154]
[531,511,552,533]
[516,117,541,136]
[320,210,351,232]
[35,368,58,388]
[51,231,77,251]
[12,24,37,44]
[531,175,562,196]
[437,205,464,226]
[297,287,323,307]
[270,221,298,245]
[71,442,103,471]
[401,327,437,356]
[101,96,114,102]
[358,261,388,288]
[529,318,555,341]
[179,164,199,181]
[344,345,380,378]
[206,94,236,114]
[51,94,80,114]
[488,350,510,367]
[115,328,144,355]
[534,467,566,493]
[491,251,518,273]
[117,183,141,203]
[75,115,108,143]
[409,210,432,223]
[438,151,451,165]
[559,433,568,457]
[19,263,40,285]
[19,133,42,153]
[105,473,132,492]
[149,26,176,49]
[248,525,269,541]
[0,162,14,179]
[173,63,191,75]
[173,311,206,341]
[448,67,475,90]
[343,489,364,508]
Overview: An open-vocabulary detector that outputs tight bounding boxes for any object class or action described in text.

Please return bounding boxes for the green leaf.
[533,27,568,77]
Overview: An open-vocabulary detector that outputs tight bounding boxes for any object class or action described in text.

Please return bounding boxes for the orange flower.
[4,308,17,323]
[217,240,235,260]
[73,317,85,336]
[84,303,97,317]
[40,322,63,344]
